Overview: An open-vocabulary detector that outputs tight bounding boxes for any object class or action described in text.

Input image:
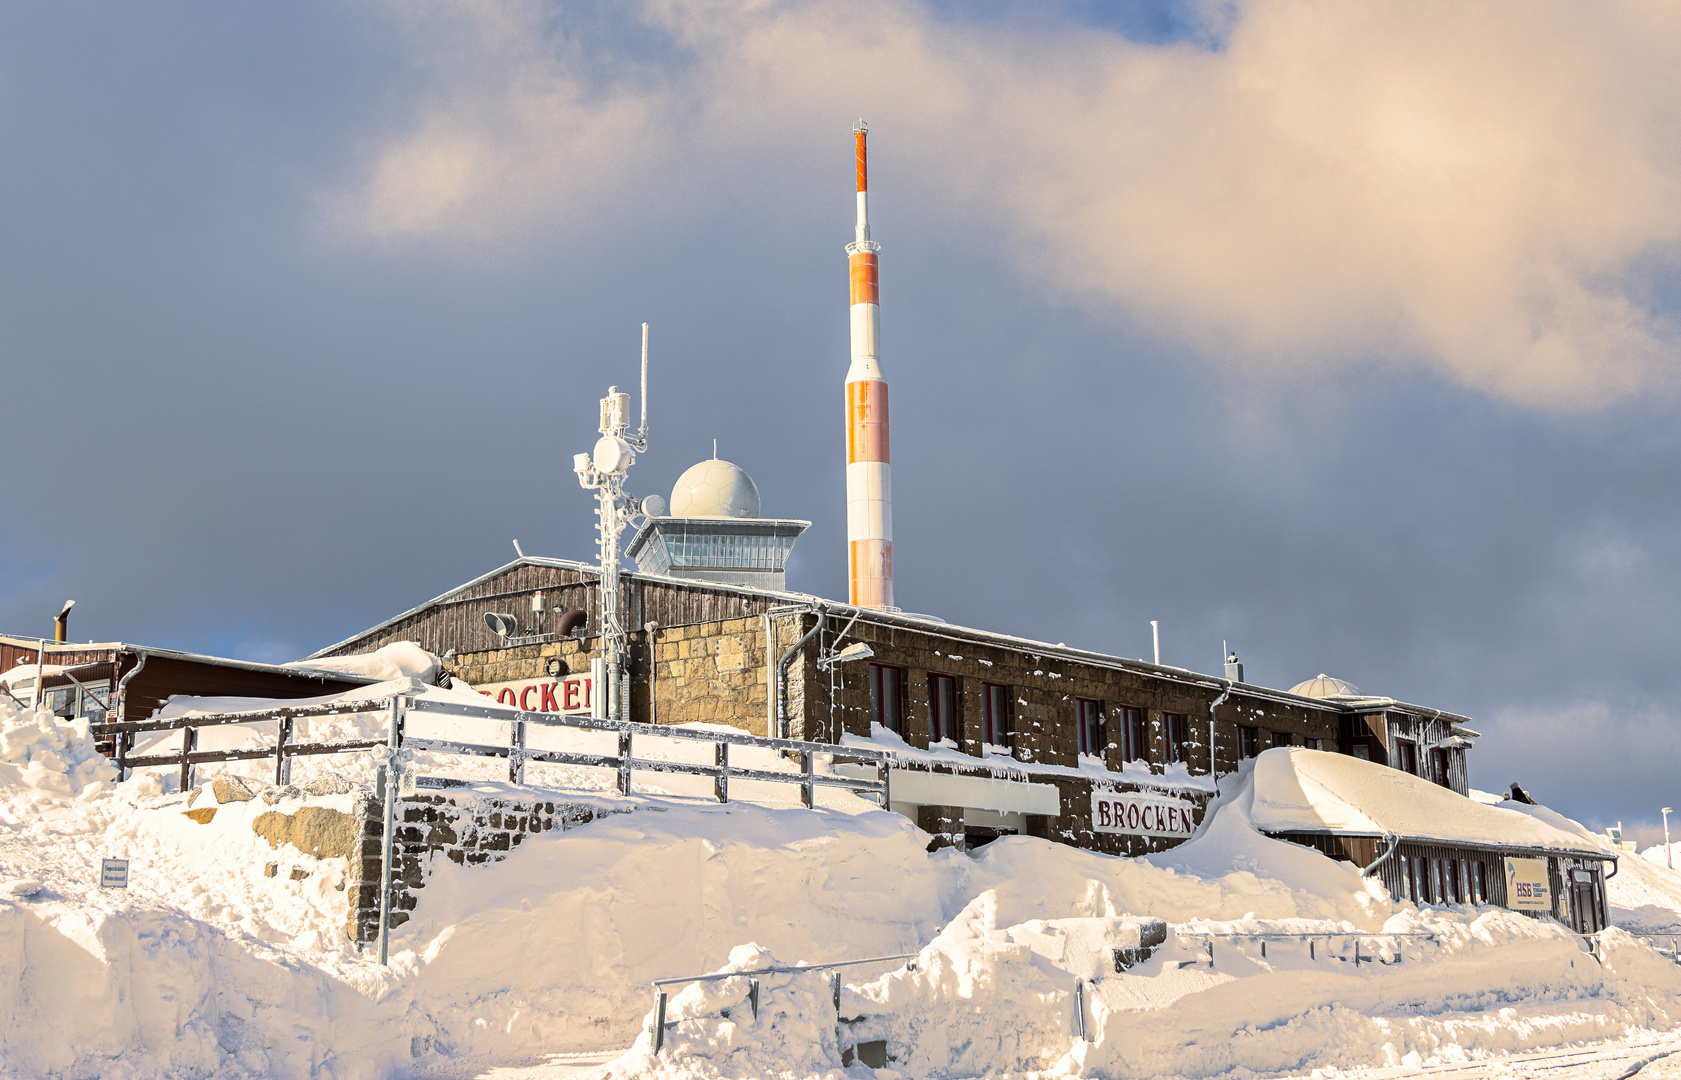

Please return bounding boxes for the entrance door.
[1570,870,1603,933]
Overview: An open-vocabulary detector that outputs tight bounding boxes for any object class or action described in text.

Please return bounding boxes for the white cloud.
[332,0,1681,408]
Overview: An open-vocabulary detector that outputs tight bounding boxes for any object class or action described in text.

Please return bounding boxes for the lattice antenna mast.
[573,324,652,722]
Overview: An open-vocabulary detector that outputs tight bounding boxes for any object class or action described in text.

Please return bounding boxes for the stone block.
[253,806,359,860]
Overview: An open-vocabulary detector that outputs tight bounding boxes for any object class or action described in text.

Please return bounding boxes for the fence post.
[376,695,404,966]
[617,727,633,795]
[1309,938,1315,961]
[801,750,815,809]
[178,726,197,792]
[715,742,729,803]
[1260,939,1267,959]
[831,970,843,1052]
[1207,940,1215,969]
[878,756,892,809]
[1073,979,1087,1040]
[747,979,760,1019]
[275,717,293,786]
[652,991,668,1056]
[509,715,526,785]
[1354,939,1363,966]
[115,728,130,783]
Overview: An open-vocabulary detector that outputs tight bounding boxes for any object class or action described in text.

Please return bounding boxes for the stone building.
[312,459,1482,860]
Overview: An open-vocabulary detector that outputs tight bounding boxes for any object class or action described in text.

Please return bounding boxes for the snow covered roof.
[1250,748,1609,858]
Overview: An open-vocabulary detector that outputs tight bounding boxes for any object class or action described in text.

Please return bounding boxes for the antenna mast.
[574,325,653,726]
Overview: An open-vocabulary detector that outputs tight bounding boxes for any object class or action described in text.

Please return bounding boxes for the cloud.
[332,0,1681,408]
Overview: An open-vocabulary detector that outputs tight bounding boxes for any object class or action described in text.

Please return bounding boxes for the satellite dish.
[593,435,634,475]
[641,494,667,518]
[483,612,518,638]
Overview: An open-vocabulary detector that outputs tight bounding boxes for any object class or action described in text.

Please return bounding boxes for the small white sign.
[1505,857,1550,910]
[100,858,129,889]
[1091,791,1198,838]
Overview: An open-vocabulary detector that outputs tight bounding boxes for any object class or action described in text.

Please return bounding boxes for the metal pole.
[1665,807,1673,869]
[652,991,667,1056]
[1151,621,1160,666]
[376,695,403,965]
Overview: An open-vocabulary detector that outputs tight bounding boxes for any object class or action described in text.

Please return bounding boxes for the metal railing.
[1171,929,1440,967]
[647,953,921,1056]
[91,684,893,962]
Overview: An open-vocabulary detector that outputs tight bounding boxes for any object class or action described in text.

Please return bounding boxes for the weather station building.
[301,123,1617,933]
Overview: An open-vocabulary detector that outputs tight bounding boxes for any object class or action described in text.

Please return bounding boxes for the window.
[1164,712,1186,765]
[1468,861,1487,905]
[1076,699,1102,757]
[1430,748,1451,788]
[1432,858,1462,905]
[1408,856,1430,903]
[1352,744,1371,760]
[1394,739,1418,776]
[1117,706,1146,762]
[1270,730,1293,749]
[869,664,903,735]
[1303,737,1322,751]
[928,673,957,744]
[1237,725,1259,759]
[982,683,1011,747]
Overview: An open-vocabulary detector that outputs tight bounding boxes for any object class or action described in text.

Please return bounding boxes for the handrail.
[650,953,920,988]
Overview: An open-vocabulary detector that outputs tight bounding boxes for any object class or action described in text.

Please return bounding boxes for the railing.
[647,953,921,1056]
[91,683,893,963]
[1171,929,1440,967]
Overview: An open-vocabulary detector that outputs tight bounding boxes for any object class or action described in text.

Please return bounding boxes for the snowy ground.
[7,693,1681,1080]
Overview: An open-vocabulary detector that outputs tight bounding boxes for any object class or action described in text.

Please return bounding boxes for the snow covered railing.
[646,953,921,1056]
[92,696,398,790]
[1173,929,1441,967]
[401,696,892,809]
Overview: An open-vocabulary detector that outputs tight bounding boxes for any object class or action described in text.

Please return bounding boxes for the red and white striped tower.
[846,120,893,610]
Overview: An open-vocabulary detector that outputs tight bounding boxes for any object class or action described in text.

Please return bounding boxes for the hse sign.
[473,677,593,714]
[1090,791,1198,838]
[1504,857,1551,911]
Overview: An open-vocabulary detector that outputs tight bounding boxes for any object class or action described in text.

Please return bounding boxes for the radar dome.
[670,459,761,519]
[1288,674,1364,699]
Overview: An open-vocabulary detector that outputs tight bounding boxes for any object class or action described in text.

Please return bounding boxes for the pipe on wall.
[1208,679,1233,795]
[644,622,659,726]
[776,605,828,740]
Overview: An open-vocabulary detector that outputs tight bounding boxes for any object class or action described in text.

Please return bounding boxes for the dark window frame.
[1237,724,1259,759]
[1394,739,1419,776]
[869,663,904,735]
[1116,705,1146,763]
[982,682,1011,748]
[1164,712,1187,765]
[928,672,957,745]
[1076,698,1103,757]
[1429,747,1451,788]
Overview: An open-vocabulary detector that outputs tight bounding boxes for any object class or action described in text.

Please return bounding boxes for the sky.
[5,0,1681,839]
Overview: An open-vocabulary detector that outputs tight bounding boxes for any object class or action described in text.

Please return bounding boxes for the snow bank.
[0,703,118,795]
[286,642,441,685]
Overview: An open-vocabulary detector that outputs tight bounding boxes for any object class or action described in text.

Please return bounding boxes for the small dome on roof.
[1289,674,1364,699]
[670,459,760,519]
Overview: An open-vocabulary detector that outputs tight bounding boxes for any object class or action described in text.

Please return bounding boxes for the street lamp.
[1664,807,1673,870]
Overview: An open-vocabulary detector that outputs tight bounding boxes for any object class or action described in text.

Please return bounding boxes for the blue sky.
[5,0,1681,838]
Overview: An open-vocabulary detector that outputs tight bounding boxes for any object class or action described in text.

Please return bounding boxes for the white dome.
[1288,674,1364,699]
[670,459,760,519]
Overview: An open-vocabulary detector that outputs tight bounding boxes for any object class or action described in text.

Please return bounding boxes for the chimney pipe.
[55,600,75,644]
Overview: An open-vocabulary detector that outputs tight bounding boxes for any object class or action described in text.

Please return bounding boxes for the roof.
[1250,747,1608,858]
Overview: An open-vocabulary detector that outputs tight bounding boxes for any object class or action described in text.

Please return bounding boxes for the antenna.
[636,322,649,449]
[513,539,525,558]
[713,438,718,459]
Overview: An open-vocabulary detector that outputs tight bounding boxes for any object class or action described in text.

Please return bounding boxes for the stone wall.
[340,788,627,943]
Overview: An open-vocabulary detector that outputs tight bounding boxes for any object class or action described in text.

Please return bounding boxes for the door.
[1570,870,1604,933]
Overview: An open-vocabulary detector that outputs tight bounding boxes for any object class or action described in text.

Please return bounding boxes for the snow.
[1251,747,1605,854]
[284,642,441,684]
[8,686,1681,1079]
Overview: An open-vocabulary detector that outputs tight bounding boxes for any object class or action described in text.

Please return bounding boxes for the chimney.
[1225,651,1244,683]
[54,600,75,644]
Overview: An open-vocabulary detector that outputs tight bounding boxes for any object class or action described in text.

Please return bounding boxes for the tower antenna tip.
[854,118,868,133]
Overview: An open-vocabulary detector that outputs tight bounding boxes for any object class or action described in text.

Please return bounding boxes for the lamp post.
[1664,807,1673,870]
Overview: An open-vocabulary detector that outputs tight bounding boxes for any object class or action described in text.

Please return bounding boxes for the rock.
[301,775,354,796]
[213,776,259,804]
[183,807,217,825]
[260,784,302,805]
[252,806,357,860]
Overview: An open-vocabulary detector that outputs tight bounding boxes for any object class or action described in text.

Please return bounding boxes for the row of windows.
[1237,725,1326,758]
[869,664,1204,764]
[1403,856,1488,906]
[1393,739,1453,788]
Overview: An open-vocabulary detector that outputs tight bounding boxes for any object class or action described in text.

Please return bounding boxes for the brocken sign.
[1090,791,1198,838]
[472,677,593,714]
